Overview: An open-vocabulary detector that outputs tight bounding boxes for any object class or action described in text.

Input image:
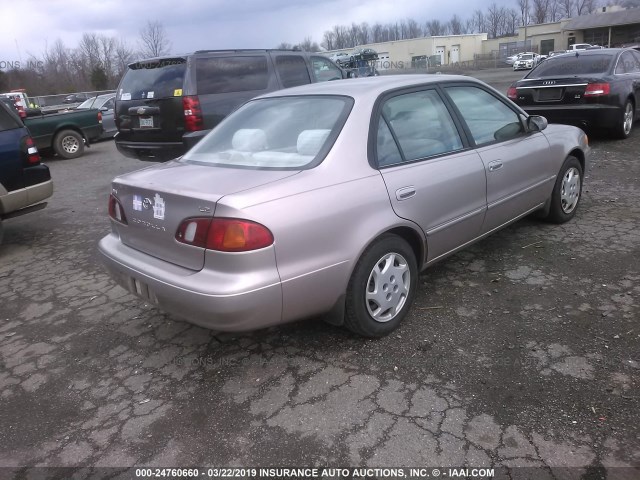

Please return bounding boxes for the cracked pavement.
[0,71,639,477]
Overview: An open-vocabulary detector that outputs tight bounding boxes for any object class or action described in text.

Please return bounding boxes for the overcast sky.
[0,0,515,62]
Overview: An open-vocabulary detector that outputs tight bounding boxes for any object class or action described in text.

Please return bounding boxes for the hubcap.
[62,136,79,153]
[365,252,410,323]
[623,103,633,135]
[561,167,581,214]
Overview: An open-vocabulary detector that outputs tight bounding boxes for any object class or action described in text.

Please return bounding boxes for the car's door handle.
[396,186,416,201]
[488,161,503,172]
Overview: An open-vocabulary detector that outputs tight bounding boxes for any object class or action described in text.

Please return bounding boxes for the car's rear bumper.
[115,139,186,162]
[98,233,284,331]
[521,104,621,130]
[0,178,53,217]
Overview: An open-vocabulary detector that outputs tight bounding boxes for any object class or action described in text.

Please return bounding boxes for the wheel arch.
[53,126,86,144]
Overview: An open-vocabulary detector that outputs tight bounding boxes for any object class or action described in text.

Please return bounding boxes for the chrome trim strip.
[517,84,588,89]
[487,176,555,210]
[426,203,545,265]
[426,207,486,236]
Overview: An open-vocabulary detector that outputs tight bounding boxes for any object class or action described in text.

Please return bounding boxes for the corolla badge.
[137,107,146,115]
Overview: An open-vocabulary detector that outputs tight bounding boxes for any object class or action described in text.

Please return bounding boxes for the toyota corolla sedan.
[99,75,590,337]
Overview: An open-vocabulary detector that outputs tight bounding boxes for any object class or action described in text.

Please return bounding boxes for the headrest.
[231,129,267,151]
[297,129,330,156]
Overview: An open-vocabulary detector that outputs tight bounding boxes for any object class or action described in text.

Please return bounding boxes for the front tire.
[344,234,418,337]
[545,156,583,224]
[54,130,84,159]
[612,99,634,139]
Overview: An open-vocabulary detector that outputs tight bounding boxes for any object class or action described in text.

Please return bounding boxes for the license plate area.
[139,116,154,128]
[127,276,158,304]
[536,88,562,102]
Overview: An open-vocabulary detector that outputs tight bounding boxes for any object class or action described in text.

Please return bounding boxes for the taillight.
[584,83,610,96]
[97,111,103,123]
[20,136,41,165]
[183,95,203,132]
[176,217,273,252]
[108,194,128,224]
[507,86,518,100]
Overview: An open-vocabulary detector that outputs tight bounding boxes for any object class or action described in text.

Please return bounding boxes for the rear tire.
[545,155,583,224]
[344,234,418,337]
[54,130,84,159]
[611,99,634,139]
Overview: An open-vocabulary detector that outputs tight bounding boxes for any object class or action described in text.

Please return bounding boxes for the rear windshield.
[529,53,614,76]
[183,95,353,169]
[119,58,187,100]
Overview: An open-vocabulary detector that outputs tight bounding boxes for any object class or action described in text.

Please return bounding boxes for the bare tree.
[532,0,551,23]
[575,0,598,14]
[505,9,520,35]
[358,22,371,45]
[371,23,383,43]
[471,10,486,34]
[321,31,335,51]
[115,40,136,77]
[425,20,447,36]
[407,18,422,38]
[517,0,531,26]
[560,0,575,18]
[139,20,171,58]
[297,37,321,52]
[449,14,464,35]
[486,3,505,38]
[548,0,561,21]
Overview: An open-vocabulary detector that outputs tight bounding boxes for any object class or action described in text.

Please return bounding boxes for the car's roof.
[258,74,485,100]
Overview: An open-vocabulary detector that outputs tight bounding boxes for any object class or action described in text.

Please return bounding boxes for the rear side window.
[0,103,21,132]
[196,56,269,94]
[616,51,640,74]
[119,58,187,100]
[275,55,311,88]
[531,53,613,76]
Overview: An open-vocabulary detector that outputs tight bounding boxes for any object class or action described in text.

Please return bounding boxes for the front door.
[442,85,554,233]
[374,88,487,262]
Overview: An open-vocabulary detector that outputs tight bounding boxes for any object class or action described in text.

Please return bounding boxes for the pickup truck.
[23,108,104,159]
[0,99,53,245]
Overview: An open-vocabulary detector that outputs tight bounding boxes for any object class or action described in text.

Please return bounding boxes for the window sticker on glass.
[147,91,154,99]
[174,89,183,96]
[121,93,131,101]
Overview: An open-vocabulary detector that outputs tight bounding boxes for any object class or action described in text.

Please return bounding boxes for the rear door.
[442,84,553,233]
[115,57,187,143]
[375,88,487,263]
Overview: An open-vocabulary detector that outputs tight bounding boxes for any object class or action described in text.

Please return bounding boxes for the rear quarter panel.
[213,122,425,323]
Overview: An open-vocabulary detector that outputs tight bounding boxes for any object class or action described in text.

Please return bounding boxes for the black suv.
[114,49,346,161]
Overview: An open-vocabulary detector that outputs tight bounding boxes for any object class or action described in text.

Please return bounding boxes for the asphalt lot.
[0,70,639,477]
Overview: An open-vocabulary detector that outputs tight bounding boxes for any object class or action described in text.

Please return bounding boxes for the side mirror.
[101,106,109,112]
[527,115,548,132]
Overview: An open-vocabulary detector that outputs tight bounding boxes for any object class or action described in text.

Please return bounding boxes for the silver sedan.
[99,75,590,337]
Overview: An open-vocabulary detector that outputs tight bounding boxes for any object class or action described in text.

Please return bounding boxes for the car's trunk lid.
[514,76,600,105]
[111,162,298,270]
